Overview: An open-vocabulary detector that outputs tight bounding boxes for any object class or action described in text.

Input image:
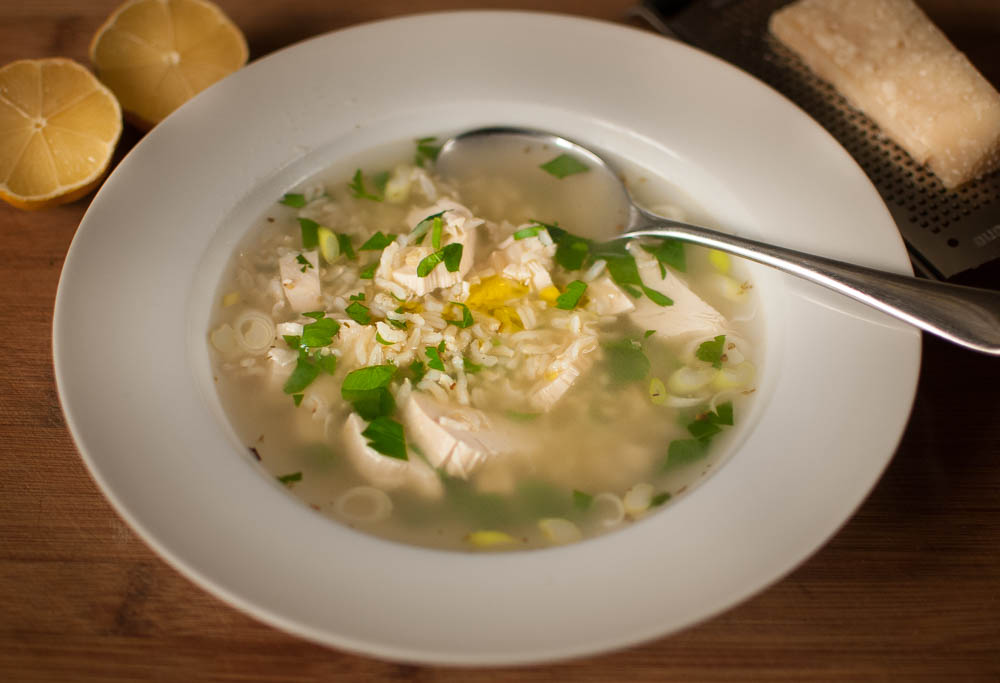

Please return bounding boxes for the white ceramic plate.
[54,12,920,665]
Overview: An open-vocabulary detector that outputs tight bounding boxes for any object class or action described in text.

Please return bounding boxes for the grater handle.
[624,215,1000,356]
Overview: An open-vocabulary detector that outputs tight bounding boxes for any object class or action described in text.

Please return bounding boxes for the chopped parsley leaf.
[277,471,302,484]
[359,262,377,279]
[414,136,441,167]
[292,394,304,407]
[410,210,447,242]
[387,317,407,330]
[650,491,671,507]
[539,153,589,179]
[513,225,543,240]
[715,401,734,426]
[446,302,474,328]
[345,301,371,324]
[572,489,593,510]
[342,364,396,392]
[283,334,301,348]
[643,329,656,339]
[641,285,673,307]
[417,243,463,277]
[279,193,306,208]
[431,215,443,250]
[506,410,541,422]
[462,357,483,374]
[696,335,726,368]
[664,439,707,469]
[298,218,319,249]
[373,170,390,195]
[349,292,366,302]
[360,231,396,251]
[362,416,407,460]
[375,331,395,346]
[302,311,324,319]
[295,253,313,272]
[341,365,397,420]
[348,169,384,201]
[642,238,686,273]
[604,338,650,386]
[300,318,339,347]
[337,233,355,260]
[425,345,445,371]
[555,280,587,310]
[315,354,337,375]
[283,351,320,394]
[409,360,427,383]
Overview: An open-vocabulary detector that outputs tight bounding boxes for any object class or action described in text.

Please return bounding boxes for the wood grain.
[1,1,998,681]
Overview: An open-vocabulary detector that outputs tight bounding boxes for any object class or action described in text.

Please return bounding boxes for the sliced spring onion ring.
[233,310,275,355]
[592,492,625,528]
[334,486,393,523]
[623,482,655,517]
[539,518,582,545]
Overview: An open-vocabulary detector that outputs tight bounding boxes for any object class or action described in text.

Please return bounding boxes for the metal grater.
[631,0,1000,280]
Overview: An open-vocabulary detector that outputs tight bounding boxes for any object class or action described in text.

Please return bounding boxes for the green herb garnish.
[513,225,543,240]
[279,193,306,208]
[360,231,396,251]
[642,238,686,273]
[409,360,427,383]
[298,218,319,249]
[337,233,356,260]
[425,345,445,371]
[292,394,304,407]
[277,471,302,484]
[295,253,313,272]
[696,335,727,368]
[572,489,593,510]
[349,292,365,302]
[315,354,337,375]
[447,302,474,328]
[375,331,395,346]
[414,136,441,167]
[417,243,463,277]
[462,357,483,374]
[345,301,371,324]
[283,350,321,394]
[604,338,650,385]
[555,280,587,310]
[430,215,443,250]
[341,365,397,420]
[506,411,541,422]
[348,169,384,201]
[650,491,671,507]
[410,210,447,242]
[641,286,673,307]
[300,315,339,347]
[359,262,377,279]
[539,153,589,179]
[362,416,407,460]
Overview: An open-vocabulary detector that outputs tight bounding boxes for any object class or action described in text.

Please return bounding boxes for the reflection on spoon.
[437,127,1000,356]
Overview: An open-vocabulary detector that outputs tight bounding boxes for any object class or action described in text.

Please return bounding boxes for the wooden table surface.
[2,1,998,680]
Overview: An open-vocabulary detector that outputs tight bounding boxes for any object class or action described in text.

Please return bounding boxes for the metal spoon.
[437,127,1000,356]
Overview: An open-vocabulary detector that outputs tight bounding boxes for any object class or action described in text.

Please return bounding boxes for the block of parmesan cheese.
[769,0,1000,188]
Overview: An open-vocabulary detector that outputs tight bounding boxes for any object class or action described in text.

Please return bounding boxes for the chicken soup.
[209,136,760,551]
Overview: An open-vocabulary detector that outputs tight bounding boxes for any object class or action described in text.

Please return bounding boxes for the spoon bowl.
[437,127,1000,356]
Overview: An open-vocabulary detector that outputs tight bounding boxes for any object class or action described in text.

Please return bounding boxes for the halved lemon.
[90,0,248,129]
[0,58,122,210]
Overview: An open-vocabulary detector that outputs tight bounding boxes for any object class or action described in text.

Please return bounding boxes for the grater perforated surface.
[633,0,1000,279]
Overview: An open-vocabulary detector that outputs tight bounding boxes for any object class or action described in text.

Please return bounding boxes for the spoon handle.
[625,219,1000,356]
